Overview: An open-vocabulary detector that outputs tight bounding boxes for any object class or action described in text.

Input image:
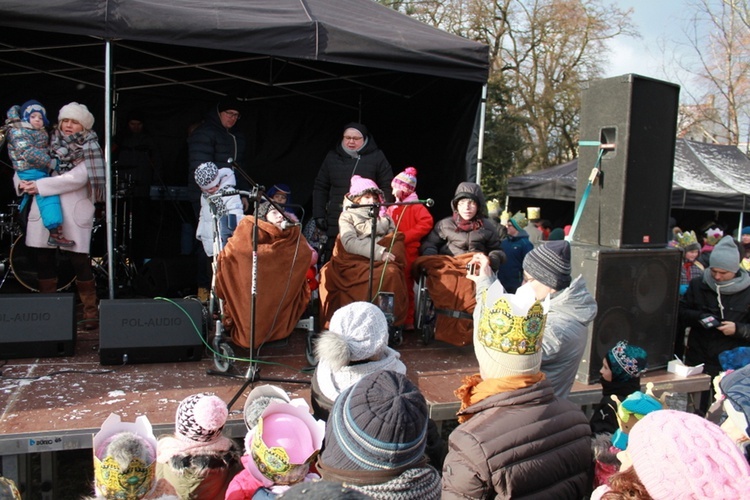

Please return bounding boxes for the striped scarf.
[50,128,106,203]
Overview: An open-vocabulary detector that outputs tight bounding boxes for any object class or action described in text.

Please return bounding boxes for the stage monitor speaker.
[571,244,681,384]
[99,298,204,365]
[0,294,76,359]
[574,74,680,248]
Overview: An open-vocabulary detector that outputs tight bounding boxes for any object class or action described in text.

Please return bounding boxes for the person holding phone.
[681,235,750,383]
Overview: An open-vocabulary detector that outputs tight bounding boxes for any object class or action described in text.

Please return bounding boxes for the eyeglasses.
[343,135,364,141]
[222,111,241,119]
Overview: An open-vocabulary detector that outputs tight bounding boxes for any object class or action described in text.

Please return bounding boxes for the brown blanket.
[215,216,312,349]
[319,233,408,329]
[413,253,477,346]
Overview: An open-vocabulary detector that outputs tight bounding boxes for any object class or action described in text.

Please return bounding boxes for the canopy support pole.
[475,83,487,185]
[105,40,115,299]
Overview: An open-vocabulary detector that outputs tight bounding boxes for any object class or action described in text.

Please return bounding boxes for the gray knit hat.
[709,235,740,274]
[319,370,428,471]
[523,240,572,290]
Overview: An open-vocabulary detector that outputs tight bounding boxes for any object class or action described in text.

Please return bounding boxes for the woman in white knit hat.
[16,102,105,329]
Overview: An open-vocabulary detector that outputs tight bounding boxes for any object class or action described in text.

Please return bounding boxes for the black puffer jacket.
[442,380,592,499]
[312,134,393,238]
[187,105,248,197]
[680,271,750,375]
[420,182,504,270]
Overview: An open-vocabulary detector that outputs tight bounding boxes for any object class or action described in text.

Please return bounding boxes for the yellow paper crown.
[675,230,698,249]
[478,293,547,356]
[486,198,501,217]
[94,455,155,500]
[93,414,157,500]
[499,210,512,225]
[527,207,541,220]
[510,211,528,229]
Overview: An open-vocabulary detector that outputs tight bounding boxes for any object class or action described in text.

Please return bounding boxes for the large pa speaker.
[99,298,204,365]
[572,245,681,384]
[574,74,680,248]
[0,294,76,359]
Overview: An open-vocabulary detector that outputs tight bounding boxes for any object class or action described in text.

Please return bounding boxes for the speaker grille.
[573,245,681,383]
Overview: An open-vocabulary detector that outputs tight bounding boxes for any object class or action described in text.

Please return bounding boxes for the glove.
[315,217,328,232]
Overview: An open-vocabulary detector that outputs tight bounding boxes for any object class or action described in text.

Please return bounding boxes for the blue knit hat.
[319,370,427,471]
[743,227,750,236]
[719,346,750,371]
[20,99,49,126]
[606,340,648,383]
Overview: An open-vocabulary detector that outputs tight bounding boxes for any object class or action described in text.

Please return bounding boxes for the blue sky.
[603,0,696,93]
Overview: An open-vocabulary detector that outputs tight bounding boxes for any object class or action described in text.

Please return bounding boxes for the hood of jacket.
[451,182,487,216]
[549,275,598,325]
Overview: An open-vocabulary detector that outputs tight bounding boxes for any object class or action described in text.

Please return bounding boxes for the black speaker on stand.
[574,74,680,248]
[572,245,682,384]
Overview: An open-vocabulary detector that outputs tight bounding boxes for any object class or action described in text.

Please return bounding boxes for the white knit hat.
[58,102,95,130]
[314,302,388,370]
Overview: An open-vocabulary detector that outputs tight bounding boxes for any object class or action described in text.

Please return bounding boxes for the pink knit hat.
[628,410,750,499]
[391,166,418,197]
[348,175,382,200]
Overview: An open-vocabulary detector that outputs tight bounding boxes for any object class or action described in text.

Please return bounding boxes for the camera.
[466,262,479,276]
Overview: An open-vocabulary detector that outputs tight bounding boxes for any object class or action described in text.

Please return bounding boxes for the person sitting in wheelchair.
[318,175,408,330]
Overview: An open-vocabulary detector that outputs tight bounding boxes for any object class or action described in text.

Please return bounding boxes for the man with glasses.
[188,96,249,302]
[312,122,393,262]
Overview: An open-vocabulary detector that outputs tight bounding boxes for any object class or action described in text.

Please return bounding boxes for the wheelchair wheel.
[421,320,435,345]
[213,341,235,373]
[305,331,318,367]
[389,326,403,347]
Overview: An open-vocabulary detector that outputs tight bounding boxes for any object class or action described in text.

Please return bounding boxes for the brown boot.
[38,278,58,294]
[76,279,99,330]
[48,227,76,248]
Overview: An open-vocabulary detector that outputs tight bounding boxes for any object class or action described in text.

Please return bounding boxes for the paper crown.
[477,287,549,356]
[499,209,512,225]
[247,399,325,486]
[93,413,157,500]
[486,198,501,216]
[527,207,541,219]
[705,227,724,246]
[675,230,699,249]
[510,211,529,229]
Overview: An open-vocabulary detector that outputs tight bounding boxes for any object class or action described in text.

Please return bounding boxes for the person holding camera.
[680,235,750,383]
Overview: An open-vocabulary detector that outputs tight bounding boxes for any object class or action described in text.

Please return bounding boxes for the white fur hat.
[314,302,388,370]
[58,102,95,130]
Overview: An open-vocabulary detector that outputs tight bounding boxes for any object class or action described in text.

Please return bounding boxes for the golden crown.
[250,416,317,485]
[675,230,698,249]
[94,455,155,500]
[511,211,529,229]
[477,293,547,355]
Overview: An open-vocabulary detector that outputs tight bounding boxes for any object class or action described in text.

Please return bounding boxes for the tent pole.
[105,41,115,299]
[475,84,487,184]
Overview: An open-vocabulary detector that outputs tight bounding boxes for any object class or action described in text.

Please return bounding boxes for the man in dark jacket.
[312,122,393,258]
[681,235,750,378]
[441,252,592,499]
[187,96,248,299]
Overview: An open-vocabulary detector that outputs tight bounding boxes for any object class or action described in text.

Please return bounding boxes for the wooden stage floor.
[0,284,711,497]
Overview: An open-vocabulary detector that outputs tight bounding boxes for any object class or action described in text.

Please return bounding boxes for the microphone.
[207,190,240,200]
[280,219,301,230]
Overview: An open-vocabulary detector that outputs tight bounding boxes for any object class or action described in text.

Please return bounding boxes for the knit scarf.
[319,461,441,500]
[453,213,482,232]
[702,268,750,319]
[455,372,546,423]
[50,128,106,203]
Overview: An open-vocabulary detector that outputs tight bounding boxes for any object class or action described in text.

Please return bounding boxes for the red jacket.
[388,192,433,273]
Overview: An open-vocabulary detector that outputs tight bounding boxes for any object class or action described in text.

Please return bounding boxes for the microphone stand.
[205,165,308,411]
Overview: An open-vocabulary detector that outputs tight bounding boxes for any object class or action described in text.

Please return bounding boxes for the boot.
[38,278,58,294]
[48,227,76,248]
[76,279,99,330]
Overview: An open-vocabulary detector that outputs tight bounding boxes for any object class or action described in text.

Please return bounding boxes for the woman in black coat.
[312,122,393,254]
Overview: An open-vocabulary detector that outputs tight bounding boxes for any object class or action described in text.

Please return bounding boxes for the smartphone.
[700,315,721,329]
[466,262,479,276]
